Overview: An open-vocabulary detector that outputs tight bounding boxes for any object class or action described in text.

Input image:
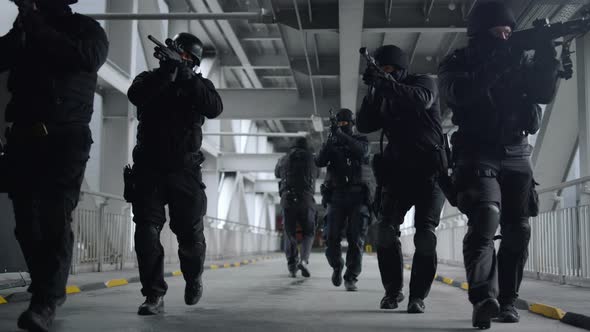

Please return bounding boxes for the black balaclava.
[467,1,516,53]
[35,0,76,17]
[336,108,354,135]
[374,45,409,81]
[293,137,308,150]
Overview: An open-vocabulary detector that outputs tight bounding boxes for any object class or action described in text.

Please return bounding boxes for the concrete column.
[577,34,590,205]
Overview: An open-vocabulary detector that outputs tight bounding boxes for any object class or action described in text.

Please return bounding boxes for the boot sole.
[332,270,343,287]
[407,304,425,314]
[496,313,520,323]
[473,299,500,330]
[17,311,50,332]
[298,265,311,278]
[138,305,164,316]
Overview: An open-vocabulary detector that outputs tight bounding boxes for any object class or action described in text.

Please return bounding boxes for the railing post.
[71,206,80,275]
[557,209,566,284]
[119,205,131,270]
[97,198,108,272]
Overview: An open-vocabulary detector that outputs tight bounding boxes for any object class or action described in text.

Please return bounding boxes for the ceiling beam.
[216,89,338,119]
[339,0,364,111]
[278,4,467,32]
[203,0,263,88]
[218,153,283,172]
[221,54,291,69]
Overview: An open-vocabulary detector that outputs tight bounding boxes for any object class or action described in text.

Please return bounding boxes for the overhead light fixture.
[311,114,324,132]
[448,1,456,11]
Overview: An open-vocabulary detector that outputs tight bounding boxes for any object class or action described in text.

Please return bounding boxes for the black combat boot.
[297,261,311,278]
[407,298,426,314]
[331,266,343,287]
[344,279,358,291]
[496,303,520,323]
[138,295,164,315]
[17,302,56,332]
[380,292,404,309]
[472,298,500,329]
[185,280,203,306]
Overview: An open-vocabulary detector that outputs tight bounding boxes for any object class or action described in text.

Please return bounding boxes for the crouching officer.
[315,109,371,292]
[126,32,223,315]
[275,137,319,277]
[0,0,108,330]
[358,45,445,313]
[438,1,560,329]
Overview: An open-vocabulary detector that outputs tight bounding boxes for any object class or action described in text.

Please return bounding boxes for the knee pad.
[463,203,500,248]
[376,222,400,249]
[501,221,531,253]
[177,229,205,248]
[414,227,437,256]
[468,203,500,238]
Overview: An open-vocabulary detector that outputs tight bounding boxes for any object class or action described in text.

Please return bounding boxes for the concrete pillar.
[577,34,590,205]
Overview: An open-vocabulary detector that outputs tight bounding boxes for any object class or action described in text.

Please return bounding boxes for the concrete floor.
[0,253,583,332]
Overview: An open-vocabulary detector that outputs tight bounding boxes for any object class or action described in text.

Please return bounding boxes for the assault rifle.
[509,11,590,80]
[327,108,337,140]
[359,47,396,83]
[148,35,184,62]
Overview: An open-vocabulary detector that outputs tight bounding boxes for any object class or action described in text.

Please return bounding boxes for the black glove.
[176,64,196,81]
[363,66,392,86]
[154,46,183,67]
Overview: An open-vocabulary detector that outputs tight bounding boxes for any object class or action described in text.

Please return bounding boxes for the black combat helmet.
[336,108,354,123]
[172,32,204,67]
[293,137,308,150]
[374,45,409,69]
[467,1,516,37]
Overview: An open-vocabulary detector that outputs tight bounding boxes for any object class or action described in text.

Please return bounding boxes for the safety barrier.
[400,180,590,286]
[70,191,281,274]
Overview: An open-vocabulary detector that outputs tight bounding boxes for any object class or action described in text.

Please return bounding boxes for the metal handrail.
[81,190,127,202]
[536,176,590,194]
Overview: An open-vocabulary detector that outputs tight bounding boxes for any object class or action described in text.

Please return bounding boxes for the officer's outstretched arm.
[29,15,108,73]
[128,70,172,107]
[184,77,223,119]
[356,96,383,133]
[377,76,436,111]
[0,29,19,73]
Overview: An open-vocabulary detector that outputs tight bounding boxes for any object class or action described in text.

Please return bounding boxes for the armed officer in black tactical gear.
[438,1,560,329]
[357,45,445,313]
[127,32,223,316]
[275,137,319,278]
[316,109,370,292]
[0,0,108,330]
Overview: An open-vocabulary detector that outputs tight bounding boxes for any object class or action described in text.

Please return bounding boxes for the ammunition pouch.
[123,164,135,203]
[528,178,539,217]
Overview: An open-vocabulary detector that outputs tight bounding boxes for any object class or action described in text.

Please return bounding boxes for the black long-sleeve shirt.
[438,44,560,145]
[0,11,108,124]
[315,132,369,189]
[128,68,223,167]
[357,74,443,165]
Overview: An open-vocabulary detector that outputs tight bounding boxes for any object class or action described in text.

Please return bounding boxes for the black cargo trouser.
[131,163,207,297]
[8,125,92,306]
[454,143,533,305]
[376,172,445,300]
[282,200,316,270]
[325,188,370,282]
